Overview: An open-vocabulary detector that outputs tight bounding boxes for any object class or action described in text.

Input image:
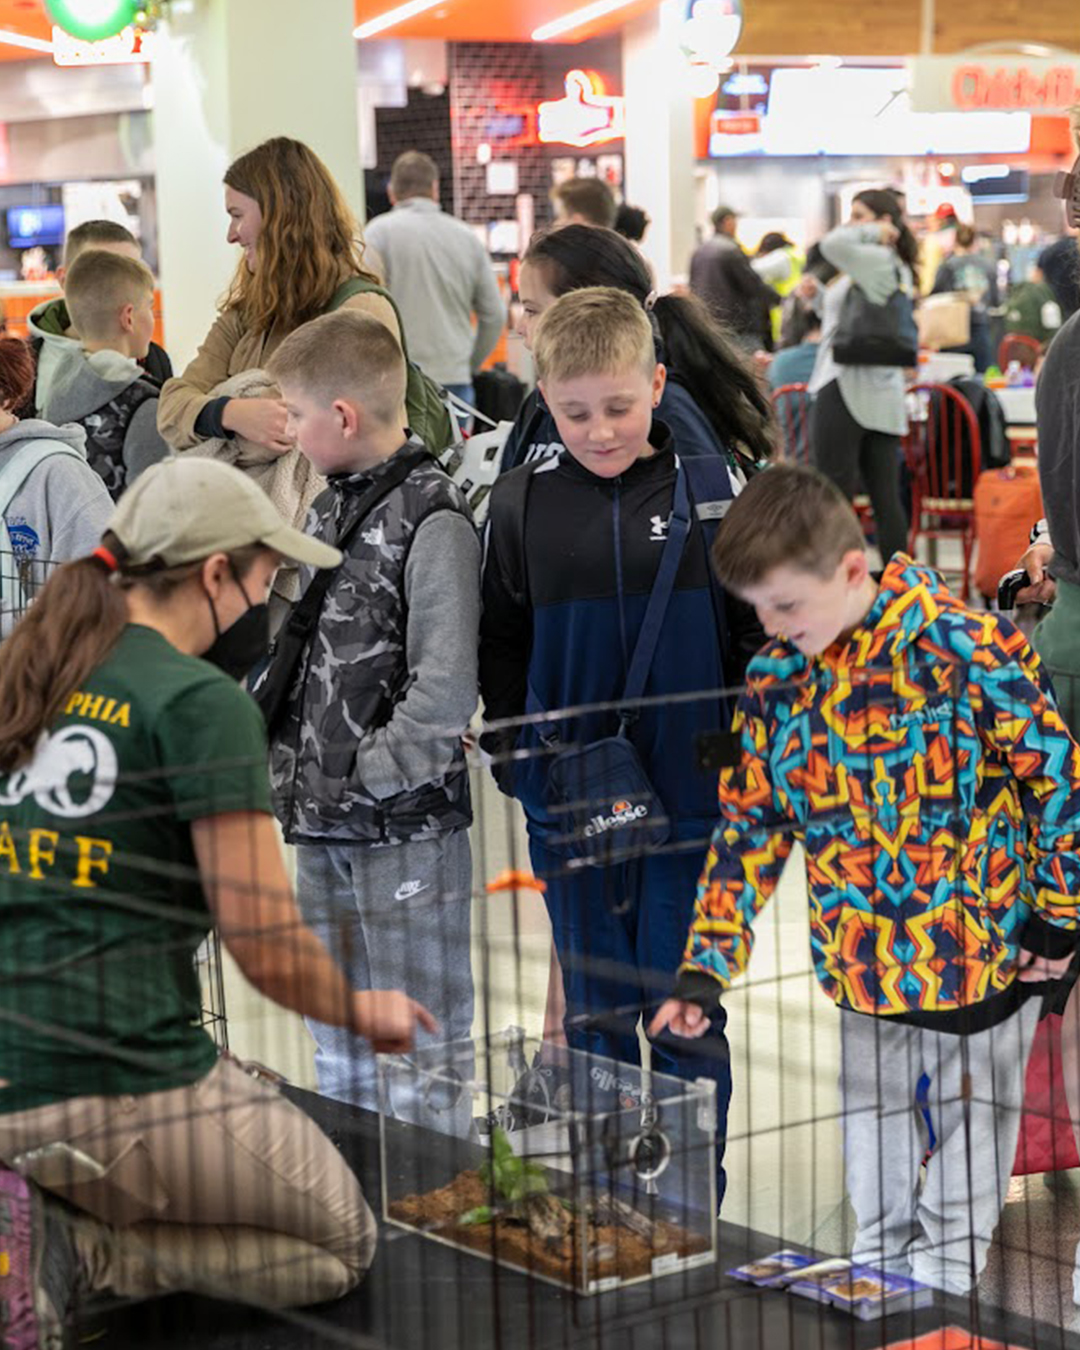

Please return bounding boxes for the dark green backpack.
[327,276,455,455]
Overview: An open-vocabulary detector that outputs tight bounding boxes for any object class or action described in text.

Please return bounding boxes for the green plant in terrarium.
[459,1127,572,1242]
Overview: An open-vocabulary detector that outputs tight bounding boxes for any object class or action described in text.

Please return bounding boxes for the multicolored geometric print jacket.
[677,557,1080,1029]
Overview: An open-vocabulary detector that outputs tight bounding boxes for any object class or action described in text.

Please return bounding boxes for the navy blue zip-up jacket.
[499,378,735,475]
[481,424,751,835]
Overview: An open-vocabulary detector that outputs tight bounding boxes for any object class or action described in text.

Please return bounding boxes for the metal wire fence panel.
[2,630,1080,1347]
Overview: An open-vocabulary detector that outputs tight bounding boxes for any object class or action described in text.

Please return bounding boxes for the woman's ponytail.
[0,540,128,773]
[651,293,776,469]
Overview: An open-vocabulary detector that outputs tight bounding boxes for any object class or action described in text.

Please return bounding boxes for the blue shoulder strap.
[621,461,690,707]
[524,463,692,740]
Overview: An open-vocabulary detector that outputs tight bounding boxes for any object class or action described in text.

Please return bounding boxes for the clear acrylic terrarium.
[378,1028,718,1294]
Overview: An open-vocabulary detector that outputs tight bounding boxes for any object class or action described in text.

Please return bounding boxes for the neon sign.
[950,63,1077,112]
[537,71,625,148]
[52,24,154,66]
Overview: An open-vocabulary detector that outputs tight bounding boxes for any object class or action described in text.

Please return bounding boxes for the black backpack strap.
[488,461,536,610]
[254,443,431,732]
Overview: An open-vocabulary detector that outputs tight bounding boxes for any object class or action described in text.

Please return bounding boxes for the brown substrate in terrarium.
[389,1168,711,1288]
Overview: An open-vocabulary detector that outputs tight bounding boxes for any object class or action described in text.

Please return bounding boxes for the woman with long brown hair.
[0,456,433,1345]
[157,138,398,526]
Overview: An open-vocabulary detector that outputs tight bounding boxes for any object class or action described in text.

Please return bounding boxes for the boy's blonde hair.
[712,464,866,591]
[65,249,154,341]
[267,310,407,425]
[533,287,655,386]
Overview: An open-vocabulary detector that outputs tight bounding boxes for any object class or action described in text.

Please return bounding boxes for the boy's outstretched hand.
[650,999,712,1039]
[352,990,438,1053]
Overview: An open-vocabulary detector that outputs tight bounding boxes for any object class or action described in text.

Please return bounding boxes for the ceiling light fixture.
[353,0,444,39]
[0,28,54,53]
[532,0,638,43]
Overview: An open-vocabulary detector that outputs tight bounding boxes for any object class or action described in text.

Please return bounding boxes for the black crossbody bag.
[530,464,692,867]
[253,446,430,736]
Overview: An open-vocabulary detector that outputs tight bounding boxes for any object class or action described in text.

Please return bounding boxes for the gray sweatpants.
[295,831,475,1135]
[839,999,1040,1294]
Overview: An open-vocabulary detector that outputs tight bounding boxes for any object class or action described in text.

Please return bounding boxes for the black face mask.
[203,570,271,682]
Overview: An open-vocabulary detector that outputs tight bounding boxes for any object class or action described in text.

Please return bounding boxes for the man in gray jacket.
[365,152,505,406]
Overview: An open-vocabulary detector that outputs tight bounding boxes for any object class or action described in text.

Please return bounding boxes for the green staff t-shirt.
[0,624,272,1114]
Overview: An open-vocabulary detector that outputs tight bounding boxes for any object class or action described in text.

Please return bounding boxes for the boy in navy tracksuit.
[481,287,746,1197]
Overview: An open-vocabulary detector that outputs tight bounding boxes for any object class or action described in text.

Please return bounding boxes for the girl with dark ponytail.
[502,223,775,476]
[806,188,920,564]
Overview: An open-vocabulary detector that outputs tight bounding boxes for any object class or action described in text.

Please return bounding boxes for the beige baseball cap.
[107,457,342,570]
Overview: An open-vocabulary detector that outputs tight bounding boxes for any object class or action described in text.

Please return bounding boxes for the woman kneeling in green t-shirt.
[0,457,435,1345]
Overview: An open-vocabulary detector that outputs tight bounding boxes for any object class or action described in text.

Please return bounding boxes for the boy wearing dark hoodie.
[481,287,735,1195]
[38,249,171,499]
[653,465,1080,1294]
[27,219,172,415]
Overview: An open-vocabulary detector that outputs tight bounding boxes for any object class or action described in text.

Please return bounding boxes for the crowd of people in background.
[2,114,1080,1347]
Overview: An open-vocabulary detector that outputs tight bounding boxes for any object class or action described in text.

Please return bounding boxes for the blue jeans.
[529,829,731,1207]
[295,832,475,1135]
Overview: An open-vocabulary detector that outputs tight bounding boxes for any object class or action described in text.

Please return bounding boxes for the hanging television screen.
[6,205,65,250]
[962,165,1030,204]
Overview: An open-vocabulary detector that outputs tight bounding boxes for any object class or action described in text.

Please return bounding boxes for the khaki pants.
[0,1057,376,1309]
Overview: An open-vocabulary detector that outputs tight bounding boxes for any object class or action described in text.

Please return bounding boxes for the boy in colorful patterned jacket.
[652,464,1080,1295]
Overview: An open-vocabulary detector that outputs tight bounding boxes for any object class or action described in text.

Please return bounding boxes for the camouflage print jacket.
[270,441,478,846]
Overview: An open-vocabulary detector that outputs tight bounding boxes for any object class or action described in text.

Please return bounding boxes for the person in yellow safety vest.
[752,233,806,346]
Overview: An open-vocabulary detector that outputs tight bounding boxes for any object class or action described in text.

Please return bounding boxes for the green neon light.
[45,0,140,42]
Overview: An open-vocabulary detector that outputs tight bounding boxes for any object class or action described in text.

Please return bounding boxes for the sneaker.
[0,1168,79,1350]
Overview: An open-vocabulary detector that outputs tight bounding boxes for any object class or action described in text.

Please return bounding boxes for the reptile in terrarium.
[459,1126,573,1245]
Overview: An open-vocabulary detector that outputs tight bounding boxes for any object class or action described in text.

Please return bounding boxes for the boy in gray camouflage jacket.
[266,310,479,1130]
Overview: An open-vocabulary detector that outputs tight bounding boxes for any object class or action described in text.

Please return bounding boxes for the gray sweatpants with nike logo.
[295,830,474,1135]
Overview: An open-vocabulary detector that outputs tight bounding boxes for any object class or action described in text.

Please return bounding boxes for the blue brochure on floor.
[729,1251,935,1320]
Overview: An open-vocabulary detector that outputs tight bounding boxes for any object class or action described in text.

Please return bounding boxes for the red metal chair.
[903,382,982,602]
[770,383,813,464]
[997,333,1042,371]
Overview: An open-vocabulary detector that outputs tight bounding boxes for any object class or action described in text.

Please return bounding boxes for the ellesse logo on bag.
[583,798,650,838]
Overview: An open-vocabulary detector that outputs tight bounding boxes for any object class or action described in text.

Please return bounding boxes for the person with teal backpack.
[158,137,452,497]
[0,337,111,635]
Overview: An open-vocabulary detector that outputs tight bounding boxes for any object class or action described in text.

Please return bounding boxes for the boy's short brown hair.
[267,310,407,425]
[712,465,866,592]
[551,177,617,229]
[63,219,138,268]
[64,249,154,341]
[533,287,654,386]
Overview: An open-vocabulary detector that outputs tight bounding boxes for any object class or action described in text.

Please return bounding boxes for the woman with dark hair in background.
[808,188,920,564]
[931,222,999,374]
[501,223,775,478]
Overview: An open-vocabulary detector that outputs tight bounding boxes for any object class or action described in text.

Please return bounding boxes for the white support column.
[622,0,696,292]
[151,0,362,368]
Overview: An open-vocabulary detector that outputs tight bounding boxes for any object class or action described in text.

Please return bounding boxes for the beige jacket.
[156,289,399,450]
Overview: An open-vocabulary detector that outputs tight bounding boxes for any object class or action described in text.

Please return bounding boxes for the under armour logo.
[649,514,669,541]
